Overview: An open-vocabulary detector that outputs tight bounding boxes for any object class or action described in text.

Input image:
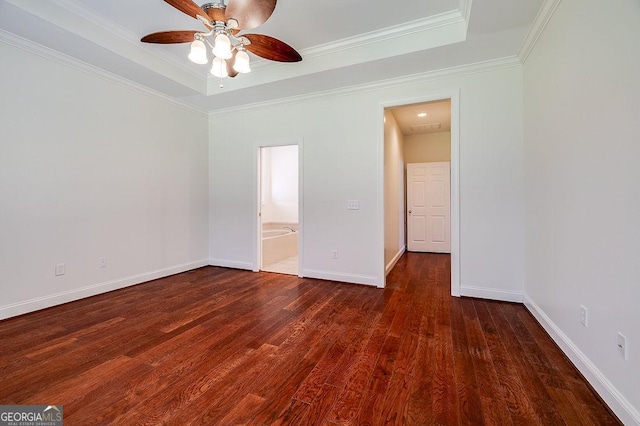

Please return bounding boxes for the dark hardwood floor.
[0,253,619,425]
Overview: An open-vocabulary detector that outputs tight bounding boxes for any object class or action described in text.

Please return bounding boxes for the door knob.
[408,210,412,214]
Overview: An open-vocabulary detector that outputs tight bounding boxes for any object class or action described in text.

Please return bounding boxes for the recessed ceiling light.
[417,112,427,117]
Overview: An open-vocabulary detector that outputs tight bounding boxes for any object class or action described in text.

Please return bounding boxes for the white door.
[407,162,451,253]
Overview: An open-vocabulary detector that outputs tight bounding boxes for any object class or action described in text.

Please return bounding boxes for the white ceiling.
[0,0,545,112]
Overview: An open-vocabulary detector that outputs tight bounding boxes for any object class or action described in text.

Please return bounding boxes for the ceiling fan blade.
[225,0,276,30]
[164,0,210,24]
[141,30,199,44]
[243,34,302,62]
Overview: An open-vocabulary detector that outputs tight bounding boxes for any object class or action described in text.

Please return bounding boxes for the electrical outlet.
[99,257,107,268]
[332,249,338,259]
[617,332,628,360]
[55,263,66,276]
[579,305,588,327]
[347,200,359,210]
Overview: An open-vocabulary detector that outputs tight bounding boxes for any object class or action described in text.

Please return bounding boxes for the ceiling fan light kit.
[141,0,302,87]
[211,56,229,78]
[187,38,208,64]
[234,48,251,73]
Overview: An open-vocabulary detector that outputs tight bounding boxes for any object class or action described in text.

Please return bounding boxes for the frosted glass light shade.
[210,57,228,78]
[188,40,208,64]
[233,50,251,73]
[212,33,232,59]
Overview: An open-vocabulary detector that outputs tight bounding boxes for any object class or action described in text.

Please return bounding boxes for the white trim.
[385,248,406,276]
[517,0,562,64]
[47,0,203,79]
[524,294,640,425]
[4,0,204,91]
[8,0,466,94]
[254,138,304,275]
[0,29,207,117]
[208,258,254,271]
[0,260,209,321]
[377,98,387,288]
[297,140,305,278]
[253,146,261,272]
[379,89,461,296]
[206,10,467,94]
[450,91,461,297]
[459,0,474,28]
[302,269,379,287]
[296,11,465,62]
[230,10,466,77]
[460,286,523,303]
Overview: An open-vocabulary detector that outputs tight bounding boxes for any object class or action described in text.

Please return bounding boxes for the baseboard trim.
[0,259,209,320]
[459,285,523,303]
[208,258,254,271]
[302,269,379,287]
[385,248,406,275]
[523,294,639,425]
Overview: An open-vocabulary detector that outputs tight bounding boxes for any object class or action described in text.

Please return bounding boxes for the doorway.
[382,94,460,296]
[259,145,299,275]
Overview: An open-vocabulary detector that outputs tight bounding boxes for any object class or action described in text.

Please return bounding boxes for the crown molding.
[459,0,473,29]
[301,10,465,61]
[49,0,203,80]
[0,29,207,116]
[518,0,561,63]
[217,9,466,78]
[206,9,468,95]
[209,56,521,117]
[5,0,471,97]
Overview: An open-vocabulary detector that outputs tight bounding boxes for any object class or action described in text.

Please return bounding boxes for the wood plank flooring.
[0,253,620,425]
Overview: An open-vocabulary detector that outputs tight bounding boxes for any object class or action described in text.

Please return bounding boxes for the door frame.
[379,90,460,296]
[253,138,304,277]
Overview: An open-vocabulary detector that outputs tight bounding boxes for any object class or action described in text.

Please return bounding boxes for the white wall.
[210,65,524,294]
[523,0,640,423]
[404,132,451,164]
[0,41,209,319]
[261,145,298,224]
[384,110,405,272]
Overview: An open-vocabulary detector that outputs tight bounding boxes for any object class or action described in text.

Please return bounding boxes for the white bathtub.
[262,226,298,266]
[262,229,293,239]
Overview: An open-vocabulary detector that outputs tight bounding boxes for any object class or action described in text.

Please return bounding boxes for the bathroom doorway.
[259,145,299,275]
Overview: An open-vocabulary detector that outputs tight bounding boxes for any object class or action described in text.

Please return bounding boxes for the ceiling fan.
[141,0,302,82]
